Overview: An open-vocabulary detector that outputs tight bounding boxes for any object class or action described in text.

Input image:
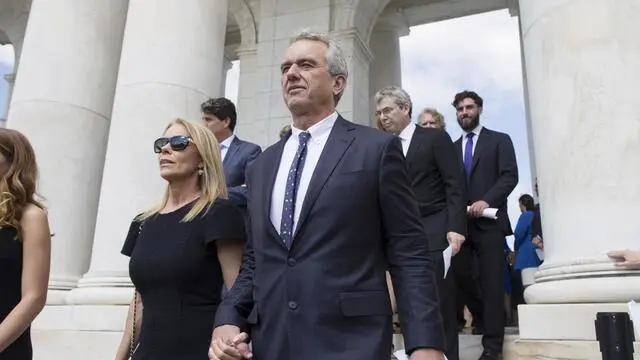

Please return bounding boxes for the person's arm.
[0,205,51,352]
[214,165,257,332]
[227,145,262,206]
[482,134,519,207]
[379,137,444,356]
[513,212,533,250]
[432,130,467,236]
[115,293,143,360]
[217,240,244,290]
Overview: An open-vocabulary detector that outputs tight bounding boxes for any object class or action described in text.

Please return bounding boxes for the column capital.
[235,45,257,59]
[375,9,411,37]
[332,28,374,63]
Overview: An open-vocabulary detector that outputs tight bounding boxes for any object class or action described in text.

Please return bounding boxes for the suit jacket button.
[287,258,296,266]
[288,301,298,310]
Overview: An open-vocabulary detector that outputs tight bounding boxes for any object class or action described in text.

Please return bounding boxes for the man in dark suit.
[209,30,444,360]
[201,97,261,207]
[452,91,518,360]
[375,86,467,360]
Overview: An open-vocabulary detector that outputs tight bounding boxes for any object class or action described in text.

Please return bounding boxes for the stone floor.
[393,327,520,360]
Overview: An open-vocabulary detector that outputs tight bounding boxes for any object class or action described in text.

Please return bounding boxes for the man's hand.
[532,235,543,249]
[468,200,489,218]
[209,325,252,360]
[409,348,444,360]
[446,232,465,255]
[607,250,640,270]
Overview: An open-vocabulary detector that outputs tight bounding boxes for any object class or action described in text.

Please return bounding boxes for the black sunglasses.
[153,136,192,153]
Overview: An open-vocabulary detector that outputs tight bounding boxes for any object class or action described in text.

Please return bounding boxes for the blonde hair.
[137,118,228,222]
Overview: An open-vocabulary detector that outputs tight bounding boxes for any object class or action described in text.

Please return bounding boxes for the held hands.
[607,250,640,270]
[468,200,489,218]
[446,232,465,255]
[209,325,252,360]
[532,235,543,249]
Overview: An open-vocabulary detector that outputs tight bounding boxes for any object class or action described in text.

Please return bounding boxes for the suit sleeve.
[432,131,467,236]
[379,137,445,354]
[531,204,543,238]
[482,134,518,208]
[214,164,256,332]
[227,144,262,206]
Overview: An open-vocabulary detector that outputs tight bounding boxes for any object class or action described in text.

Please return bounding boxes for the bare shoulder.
[20,204,49,233]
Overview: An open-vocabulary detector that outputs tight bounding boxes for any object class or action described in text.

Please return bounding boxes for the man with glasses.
[376,85,467,360]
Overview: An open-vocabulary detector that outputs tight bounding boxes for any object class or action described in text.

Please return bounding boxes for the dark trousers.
[430,251,459,360]
[454,246,483,330]
[456,226,506,353]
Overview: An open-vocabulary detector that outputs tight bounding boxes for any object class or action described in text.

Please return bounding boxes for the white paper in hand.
[466,206,499,220]
[442,245,453,279]
[628,300,640,337]
[393,349,448,360]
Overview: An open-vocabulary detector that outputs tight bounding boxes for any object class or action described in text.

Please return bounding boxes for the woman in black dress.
[0,129,51,359]
[114,119,245,360]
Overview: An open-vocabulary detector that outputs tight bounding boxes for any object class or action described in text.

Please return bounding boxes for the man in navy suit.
[201,97,261,207]
[209,30,444,360]
[452,91,518,360]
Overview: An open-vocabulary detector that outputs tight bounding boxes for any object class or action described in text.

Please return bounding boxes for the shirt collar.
[290,111,339,145]
[397,121,416,142]
[464,124,483,138]
[219,134,235,149]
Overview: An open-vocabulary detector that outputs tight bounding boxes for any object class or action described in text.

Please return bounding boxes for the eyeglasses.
[153,136,192,153]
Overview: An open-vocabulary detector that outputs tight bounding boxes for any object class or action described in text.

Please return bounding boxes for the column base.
[508,340,640,360]
[66,272,134,305]
[46,290,69,305]
[518,303,639,340]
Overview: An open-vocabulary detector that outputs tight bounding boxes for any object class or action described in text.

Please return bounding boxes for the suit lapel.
[262,137,287,246]
[223,137,241,166]
[405,128,424,164]
[293,117,355,240]
[471,128,489,174]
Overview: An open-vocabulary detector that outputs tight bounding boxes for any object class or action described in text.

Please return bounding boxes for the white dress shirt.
[219,134,235,161]
[461,124,483,158]
[270,112,339,234]
[397,122,417,157]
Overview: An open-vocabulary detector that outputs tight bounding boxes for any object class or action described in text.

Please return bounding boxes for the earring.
[197,168,204,175]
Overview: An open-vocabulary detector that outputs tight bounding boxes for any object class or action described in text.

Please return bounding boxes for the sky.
[0,9,531,238]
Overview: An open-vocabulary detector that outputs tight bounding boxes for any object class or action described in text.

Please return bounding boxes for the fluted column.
[6,0,128,304]
[518,0,640,341]
[220,51,234,96]
[68,0,229,305]
[233,46,258,137]
[368,13,409,126]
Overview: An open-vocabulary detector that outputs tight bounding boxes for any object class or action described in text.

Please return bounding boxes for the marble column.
[333,29,374,126]
[517,0,640,341]
[220,51,234,97]
[68,0,229,305]
[6,0,128,304]
[2,73,13,123]
[233,46,259,137]
[368,13,409,125]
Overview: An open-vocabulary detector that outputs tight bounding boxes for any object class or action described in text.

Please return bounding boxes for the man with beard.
[452,91,518,360]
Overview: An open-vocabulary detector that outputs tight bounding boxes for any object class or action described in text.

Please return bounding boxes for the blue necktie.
[464,133,475,179]
[280,131,311,248]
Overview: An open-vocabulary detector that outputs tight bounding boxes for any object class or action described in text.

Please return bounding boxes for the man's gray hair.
[374,86,413,116]
[291,29,349,104]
